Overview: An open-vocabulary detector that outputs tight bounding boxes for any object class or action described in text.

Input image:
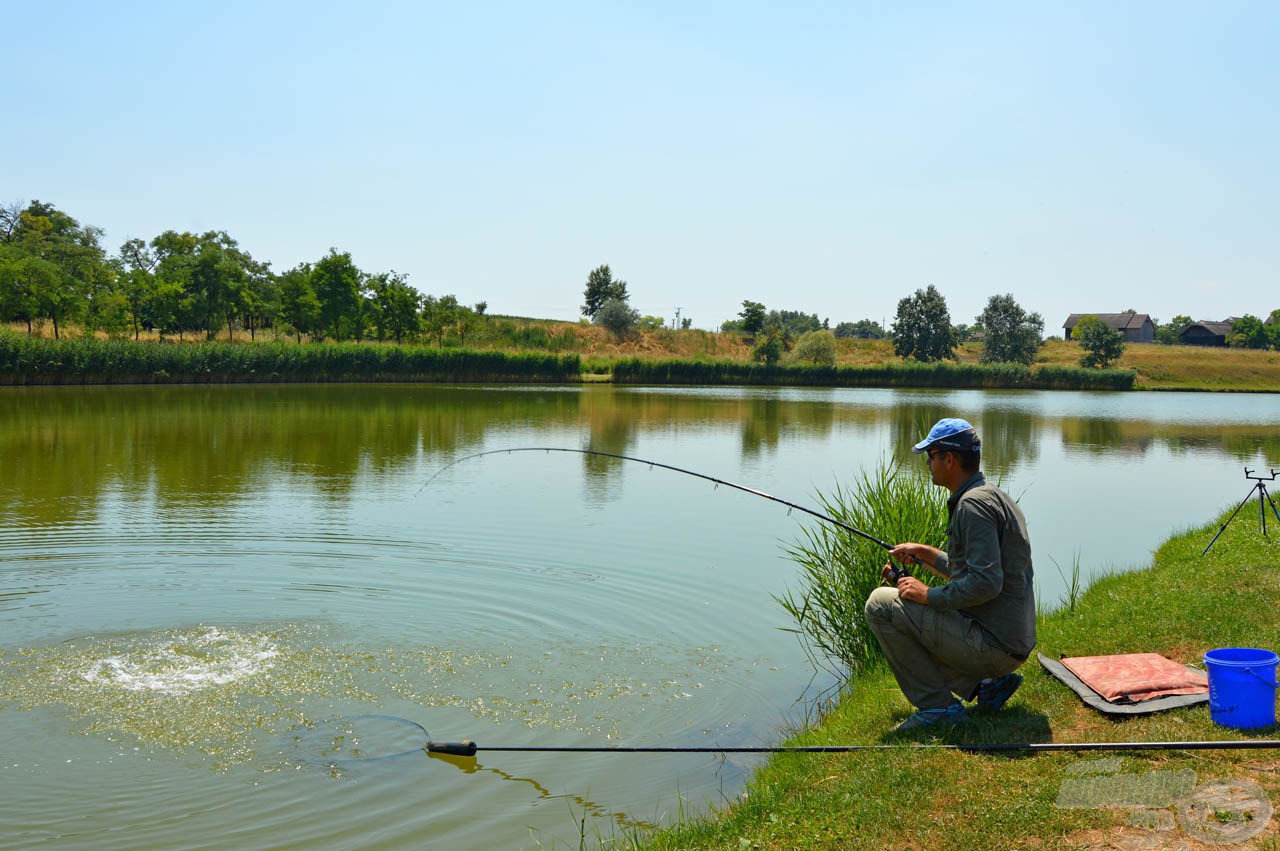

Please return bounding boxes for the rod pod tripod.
[1202,467,1280,555]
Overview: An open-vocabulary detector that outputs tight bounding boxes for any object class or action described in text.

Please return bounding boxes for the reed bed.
[777,462,950,679]
[610,357,1136,390]
[0,334,581,384]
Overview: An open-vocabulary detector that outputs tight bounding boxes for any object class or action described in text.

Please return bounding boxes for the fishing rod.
[425,738,1280,757]
[421,447,897,552]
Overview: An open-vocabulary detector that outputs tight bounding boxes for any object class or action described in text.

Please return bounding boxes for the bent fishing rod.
[424,739,1280,757]
[422,447,896,552]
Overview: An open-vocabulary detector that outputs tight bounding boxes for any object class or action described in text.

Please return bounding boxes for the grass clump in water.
[776,460,948,680]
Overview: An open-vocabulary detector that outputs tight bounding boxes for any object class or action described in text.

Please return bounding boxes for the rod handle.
[427,740,478,757]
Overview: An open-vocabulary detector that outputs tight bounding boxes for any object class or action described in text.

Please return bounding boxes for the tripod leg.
[1266,484,1280,530]
[1202,485,1261,555]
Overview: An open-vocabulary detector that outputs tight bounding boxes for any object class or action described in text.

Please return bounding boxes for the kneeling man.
[865,418,1035,730]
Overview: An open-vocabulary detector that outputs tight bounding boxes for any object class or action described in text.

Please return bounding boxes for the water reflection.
[2,385,1277,527]
[430,751,654,832]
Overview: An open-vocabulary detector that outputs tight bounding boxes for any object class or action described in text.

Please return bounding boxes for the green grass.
[629,509,1280,850]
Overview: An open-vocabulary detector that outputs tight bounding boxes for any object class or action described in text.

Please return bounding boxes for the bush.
[787,330,837,366]
[593,297,638,339]
[751,332,784,366]
[777,461,949,679]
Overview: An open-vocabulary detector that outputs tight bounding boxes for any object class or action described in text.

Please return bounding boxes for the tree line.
[725,287,1280,371]
[0,200,486,345]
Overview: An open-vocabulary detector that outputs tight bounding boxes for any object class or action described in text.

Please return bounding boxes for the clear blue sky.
[5,1,1277,331]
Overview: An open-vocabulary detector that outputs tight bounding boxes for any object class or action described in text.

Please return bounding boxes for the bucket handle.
[1244,667,1280,689]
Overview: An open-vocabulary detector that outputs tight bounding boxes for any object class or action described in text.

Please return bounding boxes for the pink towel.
[1061,653,1209,703]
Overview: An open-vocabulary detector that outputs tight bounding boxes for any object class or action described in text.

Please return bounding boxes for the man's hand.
[896,575,930,604]
[889,543,929,565]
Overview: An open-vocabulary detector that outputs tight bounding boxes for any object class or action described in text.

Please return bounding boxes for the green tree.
[0,247,57,336]
[593,296,638,339]
[116,238,159,340]
[788,329,837,366]
[977,293,1043,364]
[422,294,461,346]
[1154,314,1193,345]
[1228,315,1270,349]
[581,264,628,319]
[1074,315,1126,368]
[890,285,956,362]
[368,272,422,343]
[738,300,767,337]
[311,249,362,340]
[12,201,111,339]
[766,309,822,338]
[278,263,320,343]
[833,319,884,339]
[239,258,278,341]
[187,237,248,340]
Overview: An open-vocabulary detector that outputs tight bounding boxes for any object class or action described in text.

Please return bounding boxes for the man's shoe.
[975,673,1023,711]
[893,702,967,731]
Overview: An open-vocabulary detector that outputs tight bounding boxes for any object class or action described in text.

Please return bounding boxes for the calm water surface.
[1,384,1276,849]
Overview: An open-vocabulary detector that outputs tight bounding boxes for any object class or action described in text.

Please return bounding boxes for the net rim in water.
[282,713,431,767]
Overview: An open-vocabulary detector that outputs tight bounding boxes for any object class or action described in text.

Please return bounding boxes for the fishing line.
[420,447,897,552]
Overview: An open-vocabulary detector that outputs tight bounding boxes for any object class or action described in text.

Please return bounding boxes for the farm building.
[1062,313,1154,343]
[1179,319,1237,347]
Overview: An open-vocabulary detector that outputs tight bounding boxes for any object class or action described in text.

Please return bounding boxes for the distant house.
[1180,318,1239,347]
[1063,313,1155,343]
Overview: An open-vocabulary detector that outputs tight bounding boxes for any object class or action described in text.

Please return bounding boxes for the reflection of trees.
[975,408,1039,478]
[885,396,950,467]
[740,394,838,458]
[1059,418,1279,463]
[0,386,543,526]
[1059,418,1149,457]
[580,388,636,496]
[3,386,1277,529]
[882,397,1039,476]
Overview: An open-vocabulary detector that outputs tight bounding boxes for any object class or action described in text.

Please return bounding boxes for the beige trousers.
[864,586,1024,711]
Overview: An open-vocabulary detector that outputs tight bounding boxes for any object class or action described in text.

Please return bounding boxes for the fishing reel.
[884,563,911,585]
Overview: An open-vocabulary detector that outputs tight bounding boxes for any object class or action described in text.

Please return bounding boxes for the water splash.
[0,625,739,770]
[80,627,279,695]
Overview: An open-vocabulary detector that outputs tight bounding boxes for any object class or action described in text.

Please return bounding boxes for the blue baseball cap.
[912,418,981,454]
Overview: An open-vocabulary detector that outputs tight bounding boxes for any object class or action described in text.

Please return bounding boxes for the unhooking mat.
[1039,653,1210,716]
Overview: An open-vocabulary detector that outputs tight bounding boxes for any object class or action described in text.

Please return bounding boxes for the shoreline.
[634,510,1280,849]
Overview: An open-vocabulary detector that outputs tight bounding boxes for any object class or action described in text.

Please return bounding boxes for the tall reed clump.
[777,460,949,681]
[610,357,1136,390]
[0,333,582,384]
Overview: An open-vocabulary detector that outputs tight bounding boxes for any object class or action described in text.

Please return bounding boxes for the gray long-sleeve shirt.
[925,472,1037,658]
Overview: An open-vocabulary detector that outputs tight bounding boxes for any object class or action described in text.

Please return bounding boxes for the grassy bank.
[4,327,1276,392]
[636,512,1280,850]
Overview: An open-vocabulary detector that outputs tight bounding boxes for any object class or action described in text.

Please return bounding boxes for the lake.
[1,384,1276,849]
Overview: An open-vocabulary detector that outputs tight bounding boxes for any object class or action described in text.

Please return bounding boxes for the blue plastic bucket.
[1204,647,1279,729]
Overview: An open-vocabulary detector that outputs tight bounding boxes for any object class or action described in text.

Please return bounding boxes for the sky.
[5,1,1278,331]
